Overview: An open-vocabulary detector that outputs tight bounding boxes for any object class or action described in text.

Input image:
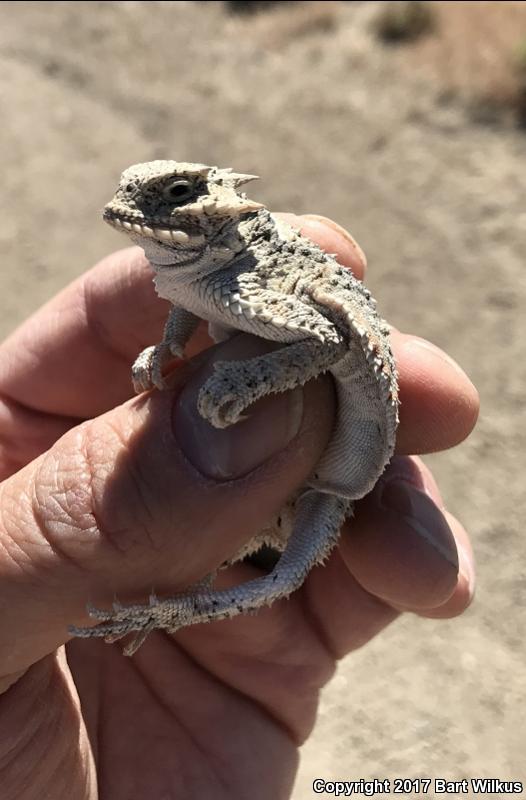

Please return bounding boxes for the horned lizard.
[70,161,399,655]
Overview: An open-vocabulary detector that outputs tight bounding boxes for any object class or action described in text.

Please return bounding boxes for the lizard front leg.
[69,490,350,655]
[198,336,346,428]
[132,306,200,393]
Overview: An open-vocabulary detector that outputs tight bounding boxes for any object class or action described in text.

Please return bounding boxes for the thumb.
[0,335,335,677]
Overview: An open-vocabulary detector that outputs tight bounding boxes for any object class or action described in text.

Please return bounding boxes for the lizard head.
[103,160,263,264]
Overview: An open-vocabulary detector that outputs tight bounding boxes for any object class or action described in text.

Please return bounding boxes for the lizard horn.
[186,164,213,176]
[229,172,260,187]
[214,198,265,213]
[216,168,259,187]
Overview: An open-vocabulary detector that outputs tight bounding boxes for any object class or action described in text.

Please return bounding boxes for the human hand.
[0,216,478,799]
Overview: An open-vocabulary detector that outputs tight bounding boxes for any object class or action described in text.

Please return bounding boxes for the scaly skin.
[69,161,399,655]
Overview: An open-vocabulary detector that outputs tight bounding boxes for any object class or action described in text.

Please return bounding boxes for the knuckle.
[11,416,169,575]
[2,424,102,574]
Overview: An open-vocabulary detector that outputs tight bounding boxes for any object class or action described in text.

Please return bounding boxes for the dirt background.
[0,1,525,797]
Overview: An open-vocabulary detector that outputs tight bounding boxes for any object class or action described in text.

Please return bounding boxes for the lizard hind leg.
[69,491,350,654]
[178,490,351,622]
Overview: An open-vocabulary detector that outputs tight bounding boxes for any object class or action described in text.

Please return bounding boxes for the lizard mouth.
[103,209,205,247]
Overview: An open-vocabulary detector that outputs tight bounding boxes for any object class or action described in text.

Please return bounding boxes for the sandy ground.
[0,1,525,796]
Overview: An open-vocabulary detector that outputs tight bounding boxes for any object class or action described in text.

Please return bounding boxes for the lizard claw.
[169,342,185,360]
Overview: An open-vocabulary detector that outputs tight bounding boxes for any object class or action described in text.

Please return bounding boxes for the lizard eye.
[163,180,193,203]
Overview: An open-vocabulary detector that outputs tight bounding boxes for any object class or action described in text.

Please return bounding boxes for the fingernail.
[173,337,304,480]
[448,514,476,600]
[457,543,475,600]
[301,214,368,270]
[378,479,459,572]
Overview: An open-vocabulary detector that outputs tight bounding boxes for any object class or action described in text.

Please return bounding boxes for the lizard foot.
[69,573,219,656]
[197,379,247,429]
[131,343,172,393]
[197,360,260,428]
[70,582,273,656]
[69,598,187,656]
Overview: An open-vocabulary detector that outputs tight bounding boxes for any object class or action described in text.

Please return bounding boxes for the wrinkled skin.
[0,215,478,799]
